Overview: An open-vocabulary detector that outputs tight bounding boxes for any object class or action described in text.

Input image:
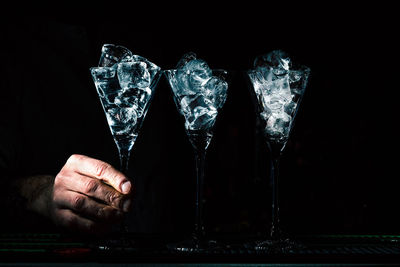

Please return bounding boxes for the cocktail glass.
[164,53,229,252]
[247,50,310,252]
[90,44,161,175]
[90,44,161,235]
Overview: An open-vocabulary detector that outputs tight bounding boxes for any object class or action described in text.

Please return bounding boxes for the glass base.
[167,238,224,253]
[246,236,305,253]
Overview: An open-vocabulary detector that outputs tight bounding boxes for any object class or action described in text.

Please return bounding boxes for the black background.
[1,4,398,235]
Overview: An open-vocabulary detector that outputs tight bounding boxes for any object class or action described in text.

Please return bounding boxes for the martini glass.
[164,53,229,252]
[90,45,161,235]
[247,50,310,252]
[90,44,161,174]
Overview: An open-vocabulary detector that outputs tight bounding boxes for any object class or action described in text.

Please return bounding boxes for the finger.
[53,190,124,222]
[66,154,132,194]
[55,172,130,211]
[54,208,110,234]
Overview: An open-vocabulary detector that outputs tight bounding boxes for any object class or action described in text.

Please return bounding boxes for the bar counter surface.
[1,233,400,265]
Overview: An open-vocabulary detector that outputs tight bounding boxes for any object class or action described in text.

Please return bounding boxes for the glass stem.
[270,155,280,239]
[267,141,283,240]
[117,148,131,234]
[118,149,131,175]
[194,150,206,242]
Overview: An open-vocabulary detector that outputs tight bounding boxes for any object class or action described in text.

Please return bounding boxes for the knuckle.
[84,179,99,194]
[72,195,85,210]
[95,162,111,177]
[66,154,84,166]
[54,172,69,189]
[67,154,77,164]
[54,173,65,186]
[96,207,105,218]
[107,191,122,207]
[63,213,77,228]
[111,172,124,185]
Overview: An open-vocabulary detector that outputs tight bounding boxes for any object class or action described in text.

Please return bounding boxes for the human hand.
[51,154,132,234]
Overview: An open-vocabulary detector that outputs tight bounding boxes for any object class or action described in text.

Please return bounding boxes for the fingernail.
[122,199,132,212]
[121,181,131,194]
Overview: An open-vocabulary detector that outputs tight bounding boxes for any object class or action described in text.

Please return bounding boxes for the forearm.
[1,154,132,234]
[3,175,55,230]
[13,175,54,218]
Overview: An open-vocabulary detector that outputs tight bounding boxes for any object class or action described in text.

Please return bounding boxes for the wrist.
[14,175,55,219]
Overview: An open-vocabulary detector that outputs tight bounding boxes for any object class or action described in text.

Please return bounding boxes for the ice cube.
[115,87,151,116]
[180,95,213,117]
[248,70,267,98]
[176,59,212,93]
[98,44,133,67]
[117,62,150,90]
[176,52,197,69]
[185,105,218,130]
[91,67,116,80]
[90,67,120,103]
[289,69,302,83]
[175,71,197,96]
[289,66,311,95]
[106,106,138,132]
[266,112,291,138]
[254,50,310,97]
[179,95,218,130]
[284,101,297,116]
[267,96,286,111]
[164,70,189,97]
[254,50,291,76]
[115,88,137,107]
[204,76,228,109]
[119,107,137,125]
[184,59,212,88]
[135,88,152,117]
[260,109,272,122]
[179,95,192,116]
[127,54,161,83]
[106,108,119,126]
[256,73,292,112]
